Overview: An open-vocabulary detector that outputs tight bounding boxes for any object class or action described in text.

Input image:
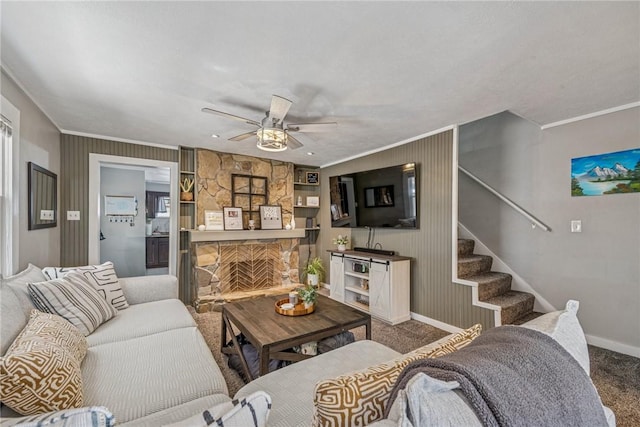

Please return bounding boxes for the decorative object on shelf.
[333,234,349,252]
[223,207,244,230]
[204,210,224,230]
[290,217,296,230]
[306,196,320,207]
[198,224,206,231]
[259,205,283,230]
[248,219,255,230]
[297,196,303,206]
[285,223,292,230]
[297,284,318,309]
[306,171,319,184]
[303,257,325,286]
[180,178,194,201]
[297,170,303,183]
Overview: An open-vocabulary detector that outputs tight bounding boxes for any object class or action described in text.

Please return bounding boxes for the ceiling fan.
[202,95,337,152]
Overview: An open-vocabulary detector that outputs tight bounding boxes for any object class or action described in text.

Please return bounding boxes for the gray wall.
[100,167,146,277]
[320,130,495,330]
[459,109,640,354]
[1,70,60,272]
[60,134,177,267]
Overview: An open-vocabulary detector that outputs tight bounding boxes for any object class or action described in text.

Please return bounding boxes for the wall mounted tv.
[329,163,418,229]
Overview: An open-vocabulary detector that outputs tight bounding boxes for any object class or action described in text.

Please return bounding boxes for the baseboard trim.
[585,334,640,358]
[410,312,463,334]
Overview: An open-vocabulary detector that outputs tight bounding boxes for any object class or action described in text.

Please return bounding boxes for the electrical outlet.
[40,210,54,220]
[67,211,80,221]
[571,220,582,233]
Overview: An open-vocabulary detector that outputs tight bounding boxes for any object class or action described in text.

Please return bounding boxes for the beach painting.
[571,148,640,197]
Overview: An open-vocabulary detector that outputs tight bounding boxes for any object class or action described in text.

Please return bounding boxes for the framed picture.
[223,207,244,230]
[260,205,282,230]
[306,171,319,184]
[306,196,320,207]
[204,210,224,230]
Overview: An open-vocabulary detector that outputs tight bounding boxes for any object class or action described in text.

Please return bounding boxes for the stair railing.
[458,166,551,232]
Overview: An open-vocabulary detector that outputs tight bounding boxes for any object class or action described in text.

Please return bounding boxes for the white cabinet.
[329,252,344,301]
[329,250,410,325]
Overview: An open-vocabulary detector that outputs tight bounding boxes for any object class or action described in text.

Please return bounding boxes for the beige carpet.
[190,308,640,427]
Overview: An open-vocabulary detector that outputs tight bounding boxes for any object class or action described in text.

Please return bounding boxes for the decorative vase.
[180,192,193,201]
[307,273,319,287]
[337,244,346,252]
[304,301,314,309]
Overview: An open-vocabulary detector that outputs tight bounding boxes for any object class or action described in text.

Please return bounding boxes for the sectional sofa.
[1,265,615,426]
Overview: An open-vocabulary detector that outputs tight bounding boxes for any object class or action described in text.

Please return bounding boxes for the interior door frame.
[88,153,179,275]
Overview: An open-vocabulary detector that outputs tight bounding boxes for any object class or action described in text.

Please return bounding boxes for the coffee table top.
[223,294,370,350]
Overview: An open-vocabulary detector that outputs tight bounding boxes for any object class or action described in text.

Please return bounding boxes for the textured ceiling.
[1,1,638,167]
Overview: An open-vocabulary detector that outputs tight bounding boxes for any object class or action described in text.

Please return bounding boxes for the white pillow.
[43,262,128,310]
[28,272,118,336]
[166,391,272,427]
[521,300,590,375]
[2,264,46,316]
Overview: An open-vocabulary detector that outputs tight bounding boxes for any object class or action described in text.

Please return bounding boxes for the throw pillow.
[165,391,272,427]
[520,300,590,375]
[2,263,47,316]
[43,262,129,310]
[0,406,115,427]
[28,272,118,336]
[0,311,87,415]
[313,324,482,427]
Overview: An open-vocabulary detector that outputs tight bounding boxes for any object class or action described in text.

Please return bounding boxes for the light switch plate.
[67,211,80,221]
[40,210,54,220]
[571,220,582,233]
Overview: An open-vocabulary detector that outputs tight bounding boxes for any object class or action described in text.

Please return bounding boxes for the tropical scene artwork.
[571,148,640,196]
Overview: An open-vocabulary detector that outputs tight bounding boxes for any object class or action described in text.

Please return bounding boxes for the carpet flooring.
[191,309,640,426]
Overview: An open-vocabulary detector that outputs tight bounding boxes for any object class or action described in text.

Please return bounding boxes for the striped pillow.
[312,324,482,426]
[0,406,115,427]
[165,391,272,427]
[43,262,129,310]
[0,311,87,415]
[28,272,118,336]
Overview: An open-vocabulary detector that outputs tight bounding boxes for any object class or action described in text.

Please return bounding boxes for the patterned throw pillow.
[0,406,115,427]
[165,391,272,427]
[43,262,129,310]
[0,311,87,415]
[312,324,482,426]
[28,272,118,336]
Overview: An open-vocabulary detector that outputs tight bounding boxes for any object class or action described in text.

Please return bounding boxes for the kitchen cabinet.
[146,191,169,218]
[146,236,169,268]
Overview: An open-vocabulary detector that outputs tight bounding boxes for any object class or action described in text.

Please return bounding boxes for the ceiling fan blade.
[269,95,293,122]
[286,133,304,150]
[287,122,337,132]
[228,131,257,141]
[201,107,260,127]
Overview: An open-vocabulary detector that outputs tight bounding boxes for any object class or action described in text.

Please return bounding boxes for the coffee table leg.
[222,313,254,382]
[366,318,372,340]
[259,346,270,377]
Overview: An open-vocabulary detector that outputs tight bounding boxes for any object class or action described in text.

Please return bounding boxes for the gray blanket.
[386,326,608,427]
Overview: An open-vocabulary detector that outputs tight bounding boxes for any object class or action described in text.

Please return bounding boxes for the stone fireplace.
[193,237,300,311]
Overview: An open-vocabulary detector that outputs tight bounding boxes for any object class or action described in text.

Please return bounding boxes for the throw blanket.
[386,326,608,427]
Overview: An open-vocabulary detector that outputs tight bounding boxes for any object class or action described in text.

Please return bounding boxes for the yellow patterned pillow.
[313,324,482,426]
[0,310,87,415]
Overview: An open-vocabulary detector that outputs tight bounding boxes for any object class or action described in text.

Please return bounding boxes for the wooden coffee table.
[220,294,371,380]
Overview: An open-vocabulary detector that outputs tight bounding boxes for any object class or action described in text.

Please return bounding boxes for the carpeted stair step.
[484,291,535,325]
[457,239,475,257]
[510,311,544,325]
[470,272,513,300]
[458,255,493,278]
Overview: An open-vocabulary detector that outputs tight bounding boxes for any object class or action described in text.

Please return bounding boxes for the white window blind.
[1,115,13,276]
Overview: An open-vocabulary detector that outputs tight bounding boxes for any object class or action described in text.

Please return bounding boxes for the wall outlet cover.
[67,211,80,221]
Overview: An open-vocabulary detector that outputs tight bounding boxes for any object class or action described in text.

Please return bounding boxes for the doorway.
[88,154,179,277]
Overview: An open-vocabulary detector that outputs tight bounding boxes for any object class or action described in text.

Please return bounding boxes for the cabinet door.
[329,253,345,302]
[146,238,158,268]
[146,192,156,218]
[369,261,390,318]
[157,237,170,267]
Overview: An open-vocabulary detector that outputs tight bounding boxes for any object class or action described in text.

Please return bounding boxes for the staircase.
[458,238,535,325]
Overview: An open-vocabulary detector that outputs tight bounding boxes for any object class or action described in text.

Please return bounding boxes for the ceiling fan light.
[256,127,287,152]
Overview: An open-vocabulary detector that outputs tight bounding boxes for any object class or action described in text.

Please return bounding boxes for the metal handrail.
[459,166,551,232]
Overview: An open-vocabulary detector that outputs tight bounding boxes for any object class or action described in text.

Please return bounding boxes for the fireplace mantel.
[189,229,305,242]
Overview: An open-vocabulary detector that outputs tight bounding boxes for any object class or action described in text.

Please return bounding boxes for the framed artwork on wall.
[260,205,282,230]
[223,207,244,230]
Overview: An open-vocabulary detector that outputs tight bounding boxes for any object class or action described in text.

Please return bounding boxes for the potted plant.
[180,178,194,201]
[332,234,349,252]
[297,284,318,309]
[303,257,325,287]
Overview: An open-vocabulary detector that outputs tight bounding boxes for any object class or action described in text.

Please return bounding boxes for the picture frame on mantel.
[223,207,243,230]
[204,210,224,230]
[260,205,282,230]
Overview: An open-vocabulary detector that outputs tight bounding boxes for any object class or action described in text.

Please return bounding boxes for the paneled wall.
[60,134,178,266]
[319,129,494,330]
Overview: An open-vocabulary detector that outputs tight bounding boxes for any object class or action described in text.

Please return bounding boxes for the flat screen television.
[329,163,418,229]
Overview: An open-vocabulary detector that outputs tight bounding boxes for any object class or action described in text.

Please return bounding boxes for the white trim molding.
[1,95,20,276]
[410,311,463,334]
[63,130,179,151]
[541,102,640,130]
[585,334,640,359]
